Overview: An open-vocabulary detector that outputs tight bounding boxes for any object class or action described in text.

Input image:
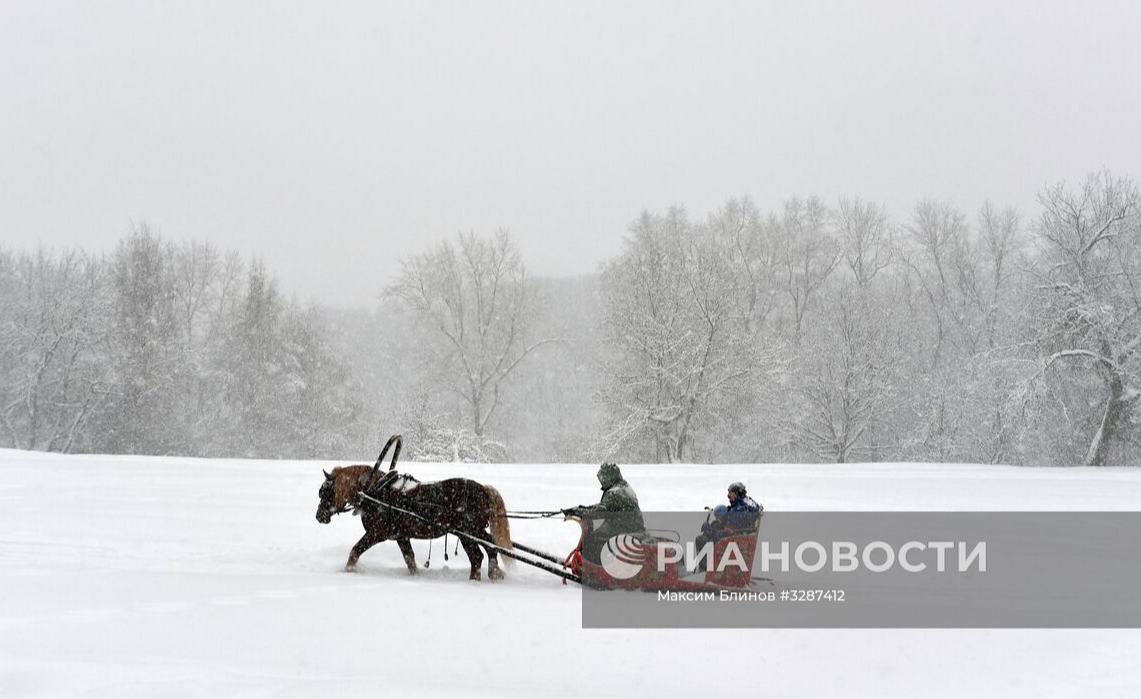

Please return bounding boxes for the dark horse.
[315,463,513,581]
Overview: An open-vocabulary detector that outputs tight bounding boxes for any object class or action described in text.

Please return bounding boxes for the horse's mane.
[330,465,373,510]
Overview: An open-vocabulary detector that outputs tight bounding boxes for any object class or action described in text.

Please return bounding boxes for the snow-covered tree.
[956,203,1029,464]
[793,284,899,463]
[279,305,364,459]
[597,207,770,462]
[770,196,841,338]
[1027,172,1141,465]
[386,230,554,437]
[900,200,972,370]
[398,389,507,463]
[0,246,110,452]
[214,260,293,456]
[706,197,780,334]
[98,225,187,455]
[836,197,894,289]
[887,199,1034,463]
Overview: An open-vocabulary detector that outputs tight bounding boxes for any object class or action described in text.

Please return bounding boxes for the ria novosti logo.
[599,534,650,579]
[600,534,752,579]
[599,534,987,578]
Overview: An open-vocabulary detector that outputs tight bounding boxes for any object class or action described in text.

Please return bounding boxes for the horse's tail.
[485,485,513,566]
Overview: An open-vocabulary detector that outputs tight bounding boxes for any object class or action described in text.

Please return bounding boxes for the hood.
[597,462,623,490]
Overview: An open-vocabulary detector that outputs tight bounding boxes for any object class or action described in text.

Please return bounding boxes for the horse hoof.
[407,567,419,576]
[489,568,505,581]
[469,571,482,581]
[344,564,357,573]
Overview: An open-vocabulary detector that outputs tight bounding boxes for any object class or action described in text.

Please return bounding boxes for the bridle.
[318,469,404,520]
[317,477,354,520]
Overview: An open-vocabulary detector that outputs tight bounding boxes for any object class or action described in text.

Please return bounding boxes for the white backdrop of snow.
[2,448,1140,698]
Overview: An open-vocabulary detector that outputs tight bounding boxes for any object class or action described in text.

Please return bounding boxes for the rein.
[355,491,452,527]
[498,510,563,520]
[357,480,559,520]
[356,475,558,520]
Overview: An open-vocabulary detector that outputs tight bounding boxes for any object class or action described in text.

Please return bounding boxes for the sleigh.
[559,513,764,592]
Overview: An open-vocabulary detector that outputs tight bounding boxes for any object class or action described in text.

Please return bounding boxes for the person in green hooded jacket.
[564,462,645,563]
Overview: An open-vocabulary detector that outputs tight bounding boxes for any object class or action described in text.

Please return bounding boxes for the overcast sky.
[2,0,1139,306]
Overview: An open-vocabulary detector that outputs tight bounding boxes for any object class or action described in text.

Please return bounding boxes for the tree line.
[0,225,363,458]
[594,171,1140,466]
[2,170,1138,465]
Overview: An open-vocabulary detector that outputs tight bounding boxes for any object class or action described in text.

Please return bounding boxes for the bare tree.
[794,285,897,463]
[387,230,554,437]
[958,203,1028,464]
[97,225,187,454]
[170,239,223,347]
[901,200,971,369]
[596,207,767,462]
[900,202,1029,463]
[706,197,779,335]
[888,201,975,461]
[769,196,841,338]
[1029,171,1141,465]
[836,197,893,289]
[0,246,109,452]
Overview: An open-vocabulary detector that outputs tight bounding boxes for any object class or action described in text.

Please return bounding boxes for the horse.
[315,464,513,581]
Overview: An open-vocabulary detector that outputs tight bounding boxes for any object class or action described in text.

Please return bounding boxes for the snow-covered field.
[2,448,1141,698]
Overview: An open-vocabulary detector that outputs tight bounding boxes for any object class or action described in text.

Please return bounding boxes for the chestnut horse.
[315,464,513,580]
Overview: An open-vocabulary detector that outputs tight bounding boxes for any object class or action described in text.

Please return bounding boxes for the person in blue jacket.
[694,481,761,556]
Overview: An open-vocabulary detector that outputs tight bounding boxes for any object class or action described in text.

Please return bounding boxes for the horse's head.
[315,468,351,524]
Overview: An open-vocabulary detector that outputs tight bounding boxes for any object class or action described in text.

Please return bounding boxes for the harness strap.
[356,491,582,585]
[563,543,583,585]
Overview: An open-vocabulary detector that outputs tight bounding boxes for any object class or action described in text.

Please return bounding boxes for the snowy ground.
[2,448,1141,698]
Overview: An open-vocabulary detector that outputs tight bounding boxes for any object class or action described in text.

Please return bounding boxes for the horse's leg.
[486,549,504,580]
[480,486,507,579]
[346,530,384,572]
[460,538,485,581]
[396,538,418,575]
[483,534,505,580]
